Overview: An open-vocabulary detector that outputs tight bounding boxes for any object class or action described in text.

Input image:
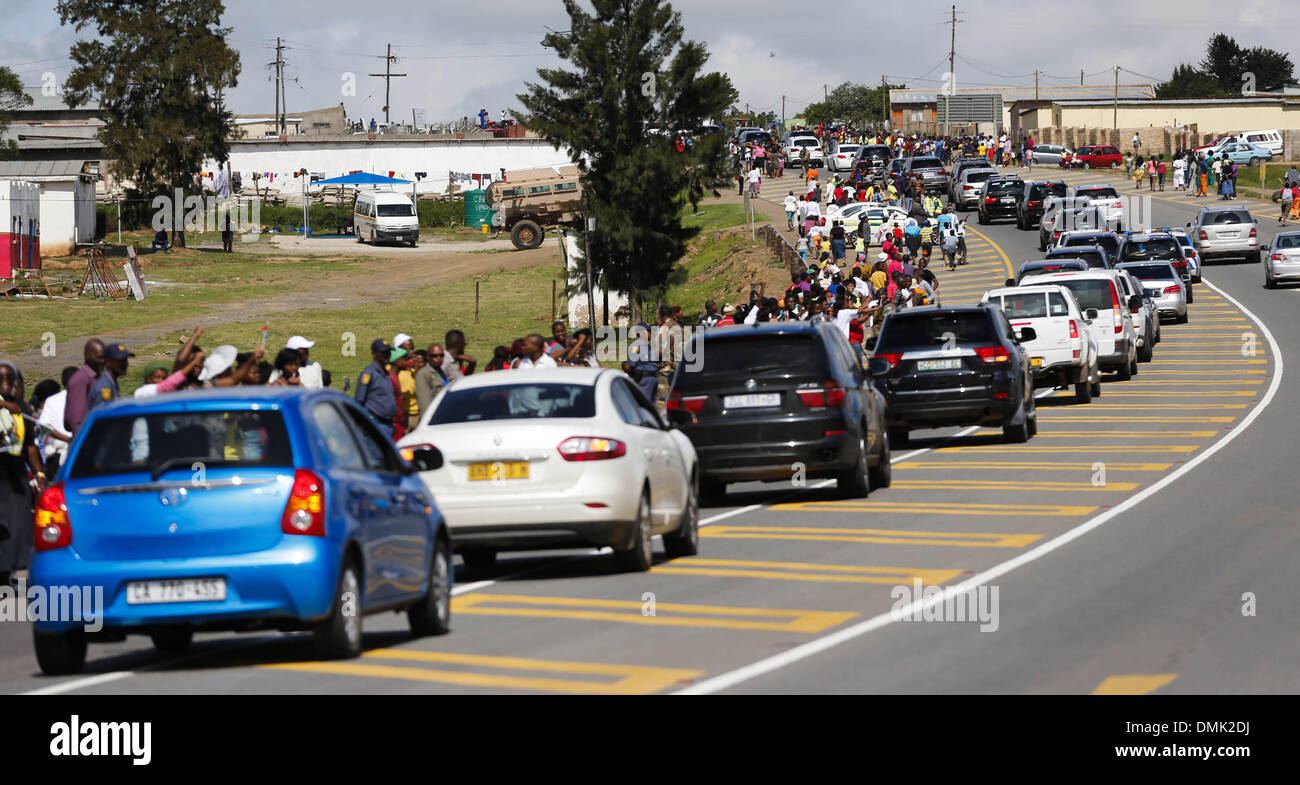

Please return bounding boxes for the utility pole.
[1034,69,1039,103]
[1113,65,1119,130]
[781,95,785,129]
[823,83,828,103]
[882,74,890,131]
[269,37,286,135]
[1080,69,1084,86]
[944,5,958,138]
[369,44,407,126]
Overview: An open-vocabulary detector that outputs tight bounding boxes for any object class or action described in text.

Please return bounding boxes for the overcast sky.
[3,0,1291,124]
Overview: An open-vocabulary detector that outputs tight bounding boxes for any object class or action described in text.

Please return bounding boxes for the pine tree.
[56,0,240,247]
[518,0,736,323]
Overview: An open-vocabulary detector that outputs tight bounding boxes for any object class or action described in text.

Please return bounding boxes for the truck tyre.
[511,220,544,250]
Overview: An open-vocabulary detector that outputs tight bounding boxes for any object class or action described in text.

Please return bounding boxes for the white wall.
[37,181,77,255]
[204,138,576,197]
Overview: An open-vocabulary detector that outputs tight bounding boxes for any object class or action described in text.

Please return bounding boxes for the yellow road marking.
[1054,403,1245,409]
[1128,370,1265,374]
[1150,360,1266,364]
[1155,351,1263,356]
[975,429,1217,437]
[892,478,1138,491]
[1033,416,1234,423]
[1070,390,1257,396]
[769,499,1094,517]
[894,460,1170,471]
[450,594,856,634]
[1091,674,1178,695]
[261,650,704,694]
[651,558,963,586]
[938,444,1198,453]
[963,223,1016,278]
[703,523,1048,546]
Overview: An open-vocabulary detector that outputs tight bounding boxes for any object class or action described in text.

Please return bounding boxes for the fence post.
[474,276,480,323]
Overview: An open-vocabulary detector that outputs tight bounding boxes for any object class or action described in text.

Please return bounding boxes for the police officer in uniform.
[87,343,133,414]
[355,338,397,438]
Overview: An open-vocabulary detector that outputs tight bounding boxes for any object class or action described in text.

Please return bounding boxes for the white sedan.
[397,367,699,573]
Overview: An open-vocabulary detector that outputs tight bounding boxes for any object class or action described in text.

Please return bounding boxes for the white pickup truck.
[982,284,1102,403]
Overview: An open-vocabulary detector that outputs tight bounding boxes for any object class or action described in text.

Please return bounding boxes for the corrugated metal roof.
[1052,97,1298,106]
[0,160,92,177]
[891,84,1155,104]
[15,89,101,113]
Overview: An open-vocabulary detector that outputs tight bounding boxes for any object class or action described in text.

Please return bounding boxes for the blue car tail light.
[281,469,326,536]
[34,482,72,551]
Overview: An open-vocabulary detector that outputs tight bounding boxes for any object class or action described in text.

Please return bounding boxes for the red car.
[1061,145,1122,169]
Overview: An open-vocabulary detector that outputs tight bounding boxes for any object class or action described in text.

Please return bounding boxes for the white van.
[1240,130,1283,158]
[981,284,1101,402]
[354,191,419,246]
[1030,270,1141,381]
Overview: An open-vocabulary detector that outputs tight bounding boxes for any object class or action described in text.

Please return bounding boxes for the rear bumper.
[693,430,862,483]
[1098,342,1131,369]
[885,396,1019,428]
[29,538,341,633]
[452,521,638,553]
[1198,241,1257,259]
[1031,360,1086,385]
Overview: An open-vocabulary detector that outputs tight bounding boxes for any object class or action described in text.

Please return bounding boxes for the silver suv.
[903,156,949,194]
[1187,206,1260,263]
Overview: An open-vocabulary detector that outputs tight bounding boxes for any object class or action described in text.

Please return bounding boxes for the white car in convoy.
[827,141,862,172]
[825,203,910,245]
[1029,270,1141,381]
[1066,184,1125,230]
[982,284,1101,403]
[397,368,699,573]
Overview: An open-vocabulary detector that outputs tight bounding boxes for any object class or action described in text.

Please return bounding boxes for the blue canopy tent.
[307,172,414,237]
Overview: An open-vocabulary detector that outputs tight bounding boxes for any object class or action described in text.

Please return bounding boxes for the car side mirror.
[1085,308,1099,321]
[407,447,443,472]
[1004,278,1016,287]
[1017,326,1037,342]
[867,356,892,377]
[666,407,693,427]
[1181,274,1191,282]
[1128,294,1143,311]
[864,336,878,351]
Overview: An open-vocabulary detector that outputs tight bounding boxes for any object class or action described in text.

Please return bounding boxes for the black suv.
[666,322,892,502]
[1117,231,1193,303]
[1015,180,1067,230]
[1057,230,1122,262]
[1014,257,1089,285]
[977,176,1024,224]
[868,304,1038,444]
[1045,245,1111,270]
[853,145,893,183]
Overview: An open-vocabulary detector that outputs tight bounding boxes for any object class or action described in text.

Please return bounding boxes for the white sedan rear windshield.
[431,384,596,423]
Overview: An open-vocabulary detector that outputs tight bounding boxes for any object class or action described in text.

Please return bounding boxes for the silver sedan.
[1117,261,1189,323]
[1265,231,1300,288]
[1028,144,1068,166]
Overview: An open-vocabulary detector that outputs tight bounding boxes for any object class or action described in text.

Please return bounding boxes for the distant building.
[1,87,104,163]
[0,179,41,275]
[0,161,98,257]
[231,104,349,138]
[889,84,1156,136]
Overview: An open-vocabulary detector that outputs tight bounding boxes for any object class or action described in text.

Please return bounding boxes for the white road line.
[677,281,1280,694]
[22,671,134,696]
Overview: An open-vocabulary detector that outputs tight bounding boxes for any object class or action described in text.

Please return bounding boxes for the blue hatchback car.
[30,388,452,675]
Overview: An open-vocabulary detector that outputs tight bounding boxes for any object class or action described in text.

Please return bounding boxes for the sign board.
[122,261,145,301]
[936,94,1004,125]
[125,246,148,298]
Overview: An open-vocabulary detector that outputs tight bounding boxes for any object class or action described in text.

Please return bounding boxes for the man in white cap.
[271,336,323,388]
[199,345,262,386]
[393,333,415,354]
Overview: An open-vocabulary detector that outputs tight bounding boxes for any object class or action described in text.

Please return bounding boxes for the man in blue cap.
[355,338,397,438]
[87,343,134,413]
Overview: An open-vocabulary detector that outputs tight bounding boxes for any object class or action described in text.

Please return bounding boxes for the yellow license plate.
[467,461,530,481]
[1031,357,1044,367]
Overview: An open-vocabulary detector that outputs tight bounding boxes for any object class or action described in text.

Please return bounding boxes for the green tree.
[1197,33,1295,93]
[56,0,240,247]
[0,67,33,160]
[518,0,736,323]
[801,82,900,128]
[1155,63,1227,99]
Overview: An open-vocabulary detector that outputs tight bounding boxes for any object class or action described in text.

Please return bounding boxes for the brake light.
[877,352,903,370]
[665,390,706,413]
[1163,285,1182,294]
[1053,231,1061,241]
[1069,320,1079,339]
[938,169,947,176]
[797,380,847,408]
[399,442,436,462]
[34,482,71,552]
[1199,230,1208,241]
[558,437,627,461]
[1272,253,1287,261]
[1027,201,1040,208]
[985,197,996,204]
[281,469,326,537]
[1110,282,1121,311]
[974,346,1010,363]
[1249,227,1257,238]
[1172,259,1187,269]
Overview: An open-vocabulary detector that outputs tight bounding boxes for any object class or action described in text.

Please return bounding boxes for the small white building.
[0,179,41,276]
[0,160,98,256]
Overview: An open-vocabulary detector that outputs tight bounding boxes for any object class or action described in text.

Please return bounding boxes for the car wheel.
[460,548,497,570]
[663,477,699,559]
[33,628,87,676]
[1110,161,1118,169]
[1249,157,1261,166]
[408,537,452,637]
[1074,378,1093,404]
[1114,357,1131,381]
[312,560,362,660]
[1175,311,1189,324]
[837,430,871,499]
[1248,250,1262,264]
[356,231,364,244]
[613,491,654,572]
[699,478,726,504]
[1138,338,1153,363]
[408,239,417,248]
[1129,354,1139,377]
[888,426,909,448]
[150,628,193,653]
[1186,288,1193,304]
[868,429,892,489]
[510,220,544,250]
[1090,376,1102,397]
[1265,273,1277,289]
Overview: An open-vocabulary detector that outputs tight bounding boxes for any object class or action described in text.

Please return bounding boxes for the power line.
[368,44,407,125]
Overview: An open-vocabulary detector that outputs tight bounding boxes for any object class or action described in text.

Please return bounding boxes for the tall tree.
[1199,33,1243,93]
[1155,63,1227,99]
[57,0,240,247]
[518,0,736,322]
[1158,35,1295,98]
[0,67,33,160]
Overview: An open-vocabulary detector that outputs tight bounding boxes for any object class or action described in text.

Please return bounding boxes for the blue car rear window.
[70,410,293,479]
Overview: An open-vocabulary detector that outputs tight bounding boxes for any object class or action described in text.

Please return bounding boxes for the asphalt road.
[5,165,1296,695]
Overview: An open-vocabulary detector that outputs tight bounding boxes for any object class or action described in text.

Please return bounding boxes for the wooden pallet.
[78,247,127,299]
